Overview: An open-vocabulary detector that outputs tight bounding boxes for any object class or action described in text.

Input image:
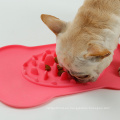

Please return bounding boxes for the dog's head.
[41,14,112,83]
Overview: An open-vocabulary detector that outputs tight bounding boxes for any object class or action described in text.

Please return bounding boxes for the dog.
[41,0,120,83]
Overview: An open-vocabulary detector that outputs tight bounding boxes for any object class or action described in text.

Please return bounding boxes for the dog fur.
[41,0,120,82]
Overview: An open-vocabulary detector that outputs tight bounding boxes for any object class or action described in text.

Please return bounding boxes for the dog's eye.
[77,75,90,78]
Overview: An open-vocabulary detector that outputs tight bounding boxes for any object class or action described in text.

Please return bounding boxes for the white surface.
[0,0,120,120]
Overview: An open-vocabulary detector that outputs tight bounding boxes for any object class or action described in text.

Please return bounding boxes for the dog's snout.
[77,75,90,79]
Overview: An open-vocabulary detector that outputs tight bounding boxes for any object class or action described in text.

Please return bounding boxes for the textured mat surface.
[0,44,120,108]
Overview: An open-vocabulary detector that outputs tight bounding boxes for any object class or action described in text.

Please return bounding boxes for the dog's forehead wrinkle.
[74,56,89,66]
[74,60,87,66]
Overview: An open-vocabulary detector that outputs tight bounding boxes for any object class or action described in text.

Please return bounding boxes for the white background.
[0,0,120,120]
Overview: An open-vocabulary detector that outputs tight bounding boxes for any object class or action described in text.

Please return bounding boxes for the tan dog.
[41,0,120,83]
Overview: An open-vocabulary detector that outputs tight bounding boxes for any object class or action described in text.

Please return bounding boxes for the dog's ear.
[84,43,111,60]
[41,14,67,35]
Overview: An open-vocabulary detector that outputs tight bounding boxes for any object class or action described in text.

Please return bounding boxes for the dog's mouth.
[67,70,93,83]
[59,63,94,83]
[74,76,94,83]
